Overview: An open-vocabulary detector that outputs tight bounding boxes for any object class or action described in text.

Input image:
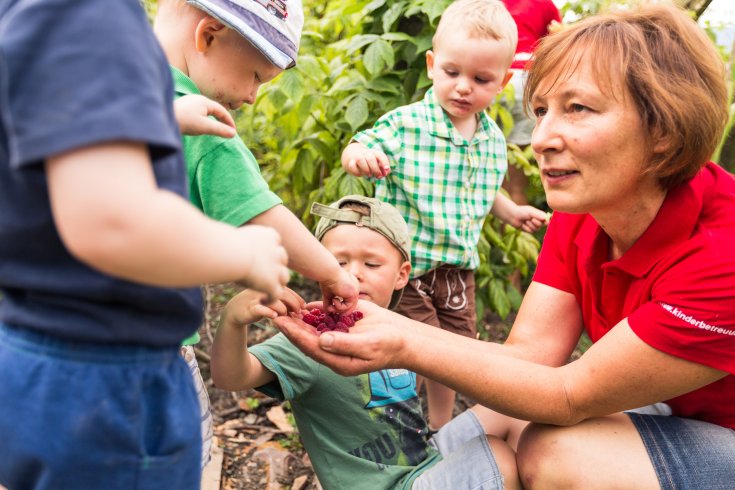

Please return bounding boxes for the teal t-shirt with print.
[250,333,441,490]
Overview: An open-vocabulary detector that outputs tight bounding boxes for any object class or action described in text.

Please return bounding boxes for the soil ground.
[197,279,518,490]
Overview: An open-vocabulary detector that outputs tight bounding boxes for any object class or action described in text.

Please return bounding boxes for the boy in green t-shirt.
[211,196,519,490]
[154,0,359,467]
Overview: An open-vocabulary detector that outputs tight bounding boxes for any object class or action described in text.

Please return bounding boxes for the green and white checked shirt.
[353,87,507,278]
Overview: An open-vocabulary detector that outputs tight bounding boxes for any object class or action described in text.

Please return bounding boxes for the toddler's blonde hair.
[433,0,518,65]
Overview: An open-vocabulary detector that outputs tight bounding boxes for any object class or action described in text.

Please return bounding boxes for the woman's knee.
[486,436,522,490]
[515,423,586,489]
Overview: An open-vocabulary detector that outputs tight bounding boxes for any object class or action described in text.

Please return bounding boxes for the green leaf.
[278,69,304,103]
[497,105,514,138]
[344,34,380,55]
[363,0,388,14]
[381,32,415,43]
[506,283,523,311]
[296,55,325,80]
[489,279,511,319]
[297,148,316,184]
[344,95,369,131]
[363,39,394,76]
[268,89,289,111]
[366,77,402,94]
[382,1,408,32]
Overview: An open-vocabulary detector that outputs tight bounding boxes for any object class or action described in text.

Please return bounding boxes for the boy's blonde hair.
[433,0,518,65]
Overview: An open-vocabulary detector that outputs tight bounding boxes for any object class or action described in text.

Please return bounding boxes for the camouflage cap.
[311,195,411,310]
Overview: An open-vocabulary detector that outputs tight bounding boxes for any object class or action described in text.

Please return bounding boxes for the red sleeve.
[532,213,575,293]
[628,235,735,374]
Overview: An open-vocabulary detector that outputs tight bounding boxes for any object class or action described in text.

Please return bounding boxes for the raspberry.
[302,313,319,325]
[301,308,363,334]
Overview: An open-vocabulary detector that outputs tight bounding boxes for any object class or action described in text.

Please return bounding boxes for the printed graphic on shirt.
[659,302,735,337]
[348,370,430,468]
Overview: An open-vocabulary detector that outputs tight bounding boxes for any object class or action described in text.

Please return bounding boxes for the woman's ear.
[194,17,227,53]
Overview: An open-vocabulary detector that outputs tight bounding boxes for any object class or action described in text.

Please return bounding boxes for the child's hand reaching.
[320,267,359,313]
[224,287,306,328]
[174,94,236,138]
[510,205,548,233]
[235,225,290,303]
[341,142,391,178]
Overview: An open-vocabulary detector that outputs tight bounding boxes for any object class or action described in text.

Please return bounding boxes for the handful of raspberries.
[301,308,364,334]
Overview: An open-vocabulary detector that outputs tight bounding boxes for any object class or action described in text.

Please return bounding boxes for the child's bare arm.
[174,94,236,138]
[250,205,359,312]
[491,193,548,233]
[46,142,289,301]
[211,288,305,391]
[341,142,390,178]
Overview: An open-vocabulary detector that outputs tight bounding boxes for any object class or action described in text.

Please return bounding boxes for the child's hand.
[320,267,359,313]
[174,94,236,138]
[235,225,290,303]
[341,142,391,178]
[224,288,306,327]
[514,205,548,233]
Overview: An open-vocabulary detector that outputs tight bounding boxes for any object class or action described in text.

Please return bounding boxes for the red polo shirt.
[534,163,735,429]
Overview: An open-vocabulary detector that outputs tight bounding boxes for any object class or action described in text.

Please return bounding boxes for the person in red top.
[501,0,561,207]
[275,4,735,489]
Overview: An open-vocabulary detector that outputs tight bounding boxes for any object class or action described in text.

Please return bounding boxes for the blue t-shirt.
[0,0,203,346]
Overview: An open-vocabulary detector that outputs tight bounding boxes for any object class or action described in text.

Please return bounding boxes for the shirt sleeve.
[628,236,735,374]
[532,213,575,293]
[188,136,282,226]
[1,0,180,169]
[249,333,320,401]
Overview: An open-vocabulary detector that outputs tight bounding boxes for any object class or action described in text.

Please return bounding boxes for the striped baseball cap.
[186,0,303,69]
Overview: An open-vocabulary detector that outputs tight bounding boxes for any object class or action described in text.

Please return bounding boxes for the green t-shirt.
[250,334,442,490]
[172,67,282,346]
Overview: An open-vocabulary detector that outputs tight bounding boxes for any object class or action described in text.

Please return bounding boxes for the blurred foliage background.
[143,0,734,329]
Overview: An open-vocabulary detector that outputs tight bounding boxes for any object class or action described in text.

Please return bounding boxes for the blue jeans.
[628,412,735,489]
[413,410,504,489]
[0,323,201,490]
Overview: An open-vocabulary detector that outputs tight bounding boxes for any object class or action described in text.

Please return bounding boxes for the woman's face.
[529,58,659,217]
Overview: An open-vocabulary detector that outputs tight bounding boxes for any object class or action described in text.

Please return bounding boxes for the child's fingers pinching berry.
[301,308,363,334]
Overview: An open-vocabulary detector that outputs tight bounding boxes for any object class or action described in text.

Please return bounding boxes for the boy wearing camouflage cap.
[212,196,510,489]
[154,0,358,467]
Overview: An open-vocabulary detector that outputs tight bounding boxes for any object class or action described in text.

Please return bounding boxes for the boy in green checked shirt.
[341,0,547,431]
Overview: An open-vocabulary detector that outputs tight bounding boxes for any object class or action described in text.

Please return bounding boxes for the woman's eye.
[533,106,547,117]
[570,103,587,112]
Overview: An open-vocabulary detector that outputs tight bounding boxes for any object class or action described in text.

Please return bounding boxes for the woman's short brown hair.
[525,3,729,189]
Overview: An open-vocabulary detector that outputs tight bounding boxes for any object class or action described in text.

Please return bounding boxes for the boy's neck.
[447,112,479,141]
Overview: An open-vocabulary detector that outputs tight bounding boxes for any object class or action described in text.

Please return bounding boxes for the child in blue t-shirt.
[0,1,289,488]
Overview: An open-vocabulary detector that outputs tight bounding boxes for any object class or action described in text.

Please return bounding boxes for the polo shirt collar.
[574,173,703,278]
[170,65,200,96]
[423,88,493,146]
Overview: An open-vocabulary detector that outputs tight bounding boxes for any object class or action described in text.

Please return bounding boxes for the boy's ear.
[425,50,435,80]
[394,261,411,291]
[194,17,227,53]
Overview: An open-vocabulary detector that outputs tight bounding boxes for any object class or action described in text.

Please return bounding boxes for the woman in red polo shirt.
[276,3,735,489]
